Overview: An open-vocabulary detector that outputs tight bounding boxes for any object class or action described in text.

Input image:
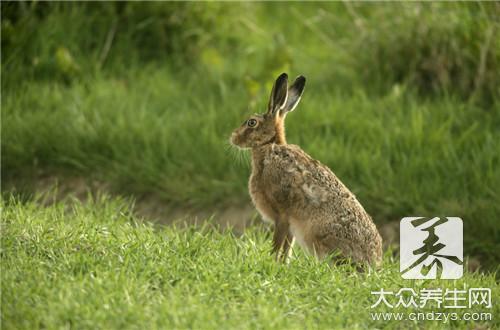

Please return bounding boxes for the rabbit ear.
[280,75,306,115]
[267,73,288,115]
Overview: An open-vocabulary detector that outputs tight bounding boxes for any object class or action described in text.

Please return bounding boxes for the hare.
[231,73,383,266]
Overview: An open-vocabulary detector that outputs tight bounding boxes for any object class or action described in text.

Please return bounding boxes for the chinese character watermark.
[400,217,463,279]
[370,287,492,309]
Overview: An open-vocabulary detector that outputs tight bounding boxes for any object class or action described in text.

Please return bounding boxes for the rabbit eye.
[247,119,258,128]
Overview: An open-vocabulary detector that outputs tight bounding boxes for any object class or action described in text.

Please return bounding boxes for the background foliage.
[2,3,500,264]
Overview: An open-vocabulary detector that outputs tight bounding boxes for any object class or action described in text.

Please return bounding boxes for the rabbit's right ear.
[281,75,306,115]
[267,73,288,115]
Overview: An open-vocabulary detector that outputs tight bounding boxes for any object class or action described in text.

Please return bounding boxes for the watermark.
[368,217,493,324]
[370,286,493,323]
[370,287,492,309]
[370,311,492,322]
[400,217,463,279]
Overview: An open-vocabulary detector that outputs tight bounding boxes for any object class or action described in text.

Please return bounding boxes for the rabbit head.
[231,73,306,148]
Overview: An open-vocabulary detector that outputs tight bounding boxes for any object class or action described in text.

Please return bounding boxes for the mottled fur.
[231,73,382,266]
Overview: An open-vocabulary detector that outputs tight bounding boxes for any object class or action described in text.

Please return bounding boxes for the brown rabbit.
[231,73,382,266]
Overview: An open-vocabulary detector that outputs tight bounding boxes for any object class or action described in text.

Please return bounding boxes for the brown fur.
[230,73,382,266]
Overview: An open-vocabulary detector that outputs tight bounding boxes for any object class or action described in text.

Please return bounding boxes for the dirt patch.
[133,193,258,233]
[3,174,258,233]
[2,174,407,240]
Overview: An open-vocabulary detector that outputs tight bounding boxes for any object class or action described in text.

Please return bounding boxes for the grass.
[2,5,500,264]
[1,196,498,329]
[1,3,500,326]
[3,67,500,264]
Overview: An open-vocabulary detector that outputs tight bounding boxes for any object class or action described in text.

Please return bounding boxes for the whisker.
[223,138,251,168]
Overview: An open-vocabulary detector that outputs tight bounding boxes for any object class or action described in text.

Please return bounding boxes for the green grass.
[2,197,498,329]
[3,67,500,264]
[2,3,499,328]
[2,4,500,264]
[2,6,500,326]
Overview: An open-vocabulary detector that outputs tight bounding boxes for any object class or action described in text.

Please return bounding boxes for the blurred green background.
[2,2,500,266]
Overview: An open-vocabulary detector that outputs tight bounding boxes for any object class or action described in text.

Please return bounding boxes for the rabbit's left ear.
[280,76,306,115]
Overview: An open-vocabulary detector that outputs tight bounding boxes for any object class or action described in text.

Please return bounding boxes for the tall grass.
[2,3,500,263]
